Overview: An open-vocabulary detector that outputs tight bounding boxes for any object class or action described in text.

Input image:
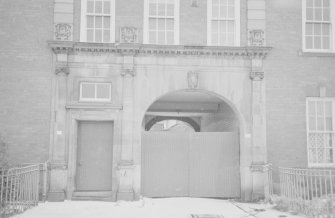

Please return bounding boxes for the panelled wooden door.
[76,121,114,191]
[141,132,240,198]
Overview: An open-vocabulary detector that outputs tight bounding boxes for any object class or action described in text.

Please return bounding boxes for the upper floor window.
[307,98,335,167]
[207,0,240,46]
[143,0,180,45]
[80,82,112,102]
[80,0,115,43]
[303,0,334,52]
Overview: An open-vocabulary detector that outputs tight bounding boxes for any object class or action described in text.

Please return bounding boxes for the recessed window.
[303,0,334,52]
[80,0,115,43]
[80,82,112,102]
[307,98,335,167]
[143,0,180,45]
[207,0,240,46]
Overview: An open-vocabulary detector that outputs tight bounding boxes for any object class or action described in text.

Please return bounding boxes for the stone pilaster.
[117,56,136,201]
[48,65,69,201]
[53,0,73,41]
[250,58,269,200]
[248,0,266,46]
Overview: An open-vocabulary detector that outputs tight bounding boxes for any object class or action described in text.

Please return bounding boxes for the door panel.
[141,131,240,198]
[142,132,189,197]
[76,121,114,191]
[189,132,240,198]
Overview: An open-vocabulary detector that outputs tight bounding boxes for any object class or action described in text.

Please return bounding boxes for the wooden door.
[76,121,114,191]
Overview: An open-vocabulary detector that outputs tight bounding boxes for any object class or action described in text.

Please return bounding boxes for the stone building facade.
[0,0,334,201]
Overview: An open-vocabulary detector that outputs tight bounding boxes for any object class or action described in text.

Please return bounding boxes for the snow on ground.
[15,198,305,218]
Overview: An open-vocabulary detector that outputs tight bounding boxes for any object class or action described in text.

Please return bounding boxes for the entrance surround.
[48,42,271,201]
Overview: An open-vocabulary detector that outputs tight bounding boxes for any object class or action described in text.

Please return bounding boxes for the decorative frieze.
[249,29,265,46]
[187,71,199,89]
[54,23,73,41]
[250,71,264,81]
[120,27,138,43]
[48,41,272,59]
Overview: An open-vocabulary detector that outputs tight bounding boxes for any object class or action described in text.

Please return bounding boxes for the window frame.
[306,97,335,167]
[143,0,180,45]
[302,0,335,52]
[79,82,112,102]
[80,0,116,43]
[207,0,241,46]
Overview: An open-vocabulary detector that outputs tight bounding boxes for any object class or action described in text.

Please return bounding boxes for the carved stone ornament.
[187,71,199,89]
[249,29,265,46]
[55,66,70,76]
[250,71,264,81]
[120,27,138,43]
[54,23,73,41]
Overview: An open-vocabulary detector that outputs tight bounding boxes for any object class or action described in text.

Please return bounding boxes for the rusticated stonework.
[120,27,138,43]
[54,23,73,41]
[249,29,265,46]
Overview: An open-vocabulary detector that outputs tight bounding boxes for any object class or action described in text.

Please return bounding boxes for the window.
[207,0,240,46]
[302,0,335,52]
[307,98,335,167]
[80,82,112,102]
[143,0,180,45]
[80,0,115,43]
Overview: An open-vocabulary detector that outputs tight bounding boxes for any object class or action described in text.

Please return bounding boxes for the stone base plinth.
[47,191,65,202]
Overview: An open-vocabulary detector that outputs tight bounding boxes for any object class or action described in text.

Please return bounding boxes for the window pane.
[315,8,322,21]
[220,6,228,18]
[103,16,110,28]
[166,31,174,44]
[220,0,228,5]
[326,118,333,131]
[315,0,322,7]
[96,84,111,99]
[81,83,95,98]
[103,1,110,14]
[166,19,174,30]
[314,24,321,35]
[322,24,330,35]
[87,29,94,42]
[228,0,234,6]
[103,30,110,42]
[212,21,219,33]
[158,3,165,16]
[323,8,330,21]
[220,21,227,33]
[306,0,313,7]
[219,33,226,45]
[212,3,219,18]
[309,116,317,131]
[95,1,103,13]
[306,23,313,35]
[325,102,332,116]
[227,33,234,45]
[149,19,157,30]
[157,31,165,44]
[323,36,330,49]
[166,3,174,16]
[87,0,94,13]
[318,117,325,130]
[95,29,102,42]
[149,3,157,16]
[228,6,234,18]
[317,101,324,116]
[306,36,313,48]
[212,0,219,5]
[309,101,316,115]
[149,31,156,44]
[212,33,218,45]
[87,16,94,28]
[227,21,234,33]
[157,19,165,30]
[95,16,102,28]
[306,8,314,20]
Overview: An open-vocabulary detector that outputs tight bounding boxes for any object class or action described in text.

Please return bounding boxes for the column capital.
[250,71,264,81]
[121,69,135,77]
[55,66,69,76]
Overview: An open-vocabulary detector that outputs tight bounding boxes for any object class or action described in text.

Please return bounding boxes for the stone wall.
[0,0,54,164]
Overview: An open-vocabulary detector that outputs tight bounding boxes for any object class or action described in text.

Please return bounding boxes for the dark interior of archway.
[143,90,239,132]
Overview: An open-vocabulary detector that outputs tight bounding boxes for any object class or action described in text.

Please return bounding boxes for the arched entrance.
[141,90,241,198]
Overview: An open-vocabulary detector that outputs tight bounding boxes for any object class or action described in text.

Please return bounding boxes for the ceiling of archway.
[156,90,223,104]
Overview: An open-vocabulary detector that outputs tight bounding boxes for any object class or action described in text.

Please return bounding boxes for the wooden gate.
[141,132,240,198]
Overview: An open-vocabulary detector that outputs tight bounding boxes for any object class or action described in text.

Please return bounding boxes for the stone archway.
[140,90,241,198]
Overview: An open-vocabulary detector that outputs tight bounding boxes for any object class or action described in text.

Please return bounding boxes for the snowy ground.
[15,198,305,218]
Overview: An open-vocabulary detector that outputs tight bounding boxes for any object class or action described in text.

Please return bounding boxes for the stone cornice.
[48,41,272,59]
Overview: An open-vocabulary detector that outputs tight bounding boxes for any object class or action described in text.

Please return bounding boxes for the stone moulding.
[48,41,272,59]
